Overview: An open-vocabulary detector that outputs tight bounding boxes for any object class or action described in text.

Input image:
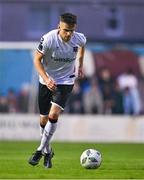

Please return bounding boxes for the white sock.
[40,126,44,138]
[37,121,57,152]
[44,145,52,154]
[40,125,51,154]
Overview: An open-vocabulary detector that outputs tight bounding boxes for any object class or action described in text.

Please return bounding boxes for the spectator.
[117,68,141,115]
[67,80,84,114]
[0,96,9,113]
[18,83,30,113]
[97,67,114,114]
[83,77,103,114]
[111,81,124,114]
[7,88,18,113]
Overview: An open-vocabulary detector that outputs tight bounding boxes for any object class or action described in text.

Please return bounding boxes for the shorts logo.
[73,46,78,52]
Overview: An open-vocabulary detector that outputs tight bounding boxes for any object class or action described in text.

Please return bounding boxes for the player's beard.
[64,36,71,42]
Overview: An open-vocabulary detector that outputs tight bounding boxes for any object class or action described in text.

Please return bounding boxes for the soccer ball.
[80,149,102,169]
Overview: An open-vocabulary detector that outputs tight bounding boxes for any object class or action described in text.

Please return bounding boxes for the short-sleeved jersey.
[37,29,86,85]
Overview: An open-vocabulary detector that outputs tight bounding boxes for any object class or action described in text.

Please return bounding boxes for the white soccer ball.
[80,149,102,169]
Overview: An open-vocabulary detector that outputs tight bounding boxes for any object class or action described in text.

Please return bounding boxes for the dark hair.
[60,13,77,25]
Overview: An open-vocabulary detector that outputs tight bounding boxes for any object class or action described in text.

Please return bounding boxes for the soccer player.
[28,13,86,168]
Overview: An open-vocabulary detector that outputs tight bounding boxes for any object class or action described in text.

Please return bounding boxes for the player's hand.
[45,78,57,92]
[78,66,84,79]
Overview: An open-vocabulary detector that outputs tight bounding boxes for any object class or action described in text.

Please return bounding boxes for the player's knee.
[49,112,59,121]
[40,115,48,126]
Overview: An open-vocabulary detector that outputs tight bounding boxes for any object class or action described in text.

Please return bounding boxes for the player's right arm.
[34,50,57,92]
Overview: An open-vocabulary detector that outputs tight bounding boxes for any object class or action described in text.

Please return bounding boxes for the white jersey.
[37,29,86,85]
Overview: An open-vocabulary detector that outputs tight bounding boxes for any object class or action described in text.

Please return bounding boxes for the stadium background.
[1,1,144,179]
[0,0,144,142]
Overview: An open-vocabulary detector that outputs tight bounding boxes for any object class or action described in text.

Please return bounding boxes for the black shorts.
[38,83,73,116]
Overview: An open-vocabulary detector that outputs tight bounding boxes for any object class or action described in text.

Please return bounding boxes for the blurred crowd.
[66,67,142,115]
[0,66,143,116]
[0,84,30,113]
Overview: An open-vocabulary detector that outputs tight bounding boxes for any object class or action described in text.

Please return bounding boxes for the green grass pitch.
[0,141,144,179]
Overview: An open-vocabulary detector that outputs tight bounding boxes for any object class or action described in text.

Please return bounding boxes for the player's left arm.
[77,46,85,78]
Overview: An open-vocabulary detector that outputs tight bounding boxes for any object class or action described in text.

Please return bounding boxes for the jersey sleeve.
[77,33,87,47]
[37,34,52,55]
